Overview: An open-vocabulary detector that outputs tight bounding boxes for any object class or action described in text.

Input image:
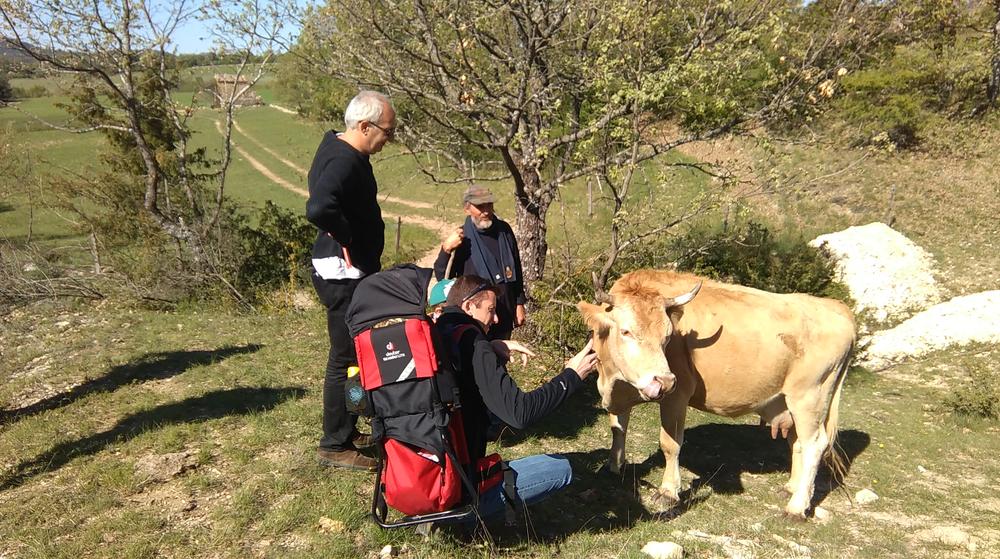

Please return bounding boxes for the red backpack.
[346,266,506,528]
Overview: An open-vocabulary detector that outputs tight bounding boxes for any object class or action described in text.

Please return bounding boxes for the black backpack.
[345,265,507,528]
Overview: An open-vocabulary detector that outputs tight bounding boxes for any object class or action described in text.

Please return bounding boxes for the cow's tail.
[822,345,852,484]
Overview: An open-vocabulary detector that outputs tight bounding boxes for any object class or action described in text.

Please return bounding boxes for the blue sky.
[172,18,216,53]
[169,6,306,54]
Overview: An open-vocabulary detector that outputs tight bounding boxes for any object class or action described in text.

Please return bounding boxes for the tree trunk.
[512,167,550,283]
[989,0,1000,107]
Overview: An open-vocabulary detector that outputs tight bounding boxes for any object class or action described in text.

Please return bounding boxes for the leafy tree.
[291,0,897,284]
[0,1,295,299]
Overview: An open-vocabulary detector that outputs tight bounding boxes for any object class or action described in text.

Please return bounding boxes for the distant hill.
[0,38,35,62]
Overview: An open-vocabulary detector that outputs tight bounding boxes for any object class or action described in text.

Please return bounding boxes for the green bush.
[0,74,12,102]
[519,270,593,356]
[831,39,986,150]
[945,354,1000,420]
[237,201,316,295]
[670,221,846,299]
[11,84,48,98]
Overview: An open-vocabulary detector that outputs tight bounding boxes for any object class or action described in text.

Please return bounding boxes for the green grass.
[3,299,999,558]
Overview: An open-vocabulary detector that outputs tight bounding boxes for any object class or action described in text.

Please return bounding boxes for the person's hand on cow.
[441,227,464,253]
[491,339,536,366]
[566,338,598,380]
[514,304,526,328]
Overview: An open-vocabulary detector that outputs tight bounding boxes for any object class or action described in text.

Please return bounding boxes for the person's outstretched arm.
[473,338,597,429]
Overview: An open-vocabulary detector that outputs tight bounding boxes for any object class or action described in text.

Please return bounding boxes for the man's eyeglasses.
[462,282,493,303]
[367,121,395,140]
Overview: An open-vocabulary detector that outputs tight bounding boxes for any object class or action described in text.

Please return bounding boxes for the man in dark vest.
[306,90,395,470]
[433,185,526,341]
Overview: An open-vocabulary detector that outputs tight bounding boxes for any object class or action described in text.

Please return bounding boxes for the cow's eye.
[620,329,632,338]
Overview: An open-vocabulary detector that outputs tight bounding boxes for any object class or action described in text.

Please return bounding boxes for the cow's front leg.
[655,398,688,507]
[607,411,631,474]
[784,428,800,496]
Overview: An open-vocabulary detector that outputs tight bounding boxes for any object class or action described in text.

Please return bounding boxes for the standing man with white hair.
[306,90,396,470]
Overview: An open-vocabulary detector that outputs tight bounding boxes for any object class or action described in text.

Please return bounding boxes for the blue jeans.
[475,454,572,520]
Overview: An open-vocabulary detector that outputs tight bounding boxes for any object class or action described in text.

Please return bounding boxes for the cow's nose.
[657,374,676,395]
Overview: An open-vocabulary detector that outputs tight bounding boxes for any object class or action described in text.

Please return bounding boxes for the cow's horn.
[669,281,702,307]
[594,288,614,306]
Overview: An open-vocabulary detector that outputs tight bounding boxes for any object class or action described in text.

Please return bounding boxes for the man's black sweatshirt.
[435,307,584,462]
[305,130,385,274]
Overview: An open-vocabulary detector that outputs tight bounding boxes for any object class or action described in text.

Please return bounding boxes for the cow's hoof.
[782,509,809,522]
[650,490,680,511]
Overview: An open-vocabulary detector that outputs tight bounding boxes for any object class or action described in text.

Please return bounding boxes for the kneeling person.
[434,275,598,520]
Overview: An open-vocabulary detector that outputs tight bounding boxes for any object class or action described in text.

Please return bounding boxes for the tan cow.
[577,269,855,519]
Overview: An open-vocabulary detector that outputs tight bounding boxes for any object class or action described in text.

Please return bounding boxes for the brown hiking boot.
[317,448,376,471]
[352,431,374,449]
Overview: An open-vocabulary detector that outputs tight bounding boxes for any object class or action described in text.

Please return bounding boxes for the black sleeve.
[306,157,354,244]
[471,338,583,429]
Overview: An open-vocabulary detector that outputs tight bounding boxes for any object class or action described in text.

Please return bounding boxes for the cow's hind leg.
[783,393,830,519]
[655,398,688,507]
[607,411,631,474]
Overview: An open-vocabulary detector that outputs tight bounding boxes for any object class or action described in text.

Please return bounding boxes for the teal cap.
[428,278,455,306]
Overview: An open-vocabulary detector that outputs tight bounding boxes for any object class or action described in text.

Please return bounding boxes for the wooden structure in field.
[213,74,263,108]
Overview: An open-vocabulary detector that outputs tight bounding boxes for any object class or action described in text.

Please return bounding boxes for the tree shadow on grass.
[1,344,263,425]
[477,424,870,547]
[0,385,306,491]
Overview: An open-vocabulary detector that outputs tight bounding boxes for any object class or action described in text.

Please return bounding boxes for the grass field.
[3,72,1000,558]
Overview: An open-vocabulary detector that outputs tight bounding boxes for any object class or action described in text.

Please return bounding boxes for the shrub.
[236,201,316,295]
[0,74,12,102]
[11,84,48,98]
[945,354,1000,420]
[831,40,986,150]
[670,221,846,299]
[519,270,593,356]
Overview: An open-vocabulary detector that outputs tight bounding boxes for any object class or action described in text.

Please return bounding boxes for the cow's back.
[613,269,856,417]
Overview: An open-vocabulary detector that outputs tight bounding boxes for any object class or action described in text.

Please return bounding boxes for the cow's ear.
[577,301,613,338]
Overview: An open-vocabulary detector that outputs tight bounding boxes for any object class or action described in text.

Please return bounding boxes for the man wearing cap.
[434,185,527,341]
[306,90,396,471]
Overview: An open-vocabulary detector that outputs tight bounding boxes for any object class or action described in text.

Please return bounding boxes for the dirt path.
[218,120,452,266]
[268,104,297,115]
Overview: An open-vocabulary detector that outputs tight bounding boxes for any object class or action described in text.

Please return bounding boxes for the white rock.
[810,222,941,324]
[640,541,683,559]
[378,544,395,558]
[855,488,879,505]
[856,290,1000,370]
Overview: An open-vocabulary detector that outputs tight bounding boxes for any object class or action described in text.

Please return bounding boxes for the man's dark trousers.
[312,274,360,451]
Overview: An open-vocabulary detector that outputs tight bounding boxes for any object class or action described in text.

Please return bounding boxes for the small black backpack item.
[346,265,485,528]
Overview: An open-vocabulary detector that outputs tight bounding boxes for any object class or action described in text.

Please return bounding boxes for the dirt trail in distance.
[219,119,454,266]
